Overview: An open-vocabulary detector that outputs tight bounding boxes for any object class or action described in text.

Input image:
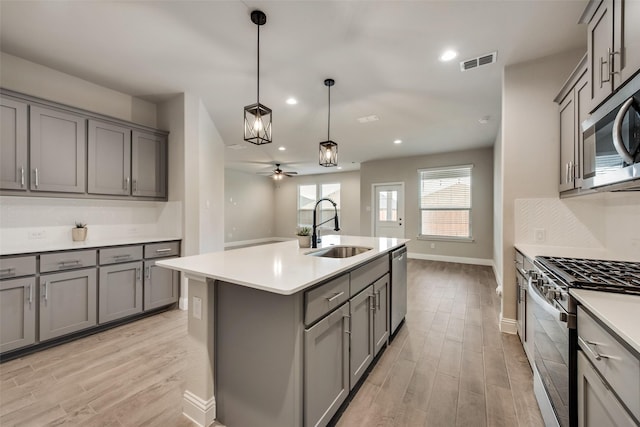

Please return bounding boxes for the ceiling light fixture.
[439,49,458,62]
[394,139,402,144]
[478,115,491,124]
[319,78,338,167]
[278,146,286,151]
[286,97,298,105]
[244,10,272,145]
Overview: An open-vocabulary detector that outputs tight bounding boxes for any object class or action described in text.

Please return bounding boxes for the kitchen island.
[157,235,409,427]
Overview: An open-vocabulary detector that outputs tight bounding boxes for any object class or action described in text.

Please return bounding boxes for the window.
[298,183,341,228]
[419,165,472,239]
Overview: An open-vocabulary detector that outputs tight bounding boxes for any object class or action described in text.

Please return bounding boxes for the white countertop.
[157,235,409,295]
[515,244,638,262]
[0,236,182,256]
[570,289,640,355]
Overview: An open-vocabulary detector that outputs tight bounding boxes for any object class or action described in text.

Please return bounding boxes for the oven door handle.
[612,96,635,164]
[528,275,567,322]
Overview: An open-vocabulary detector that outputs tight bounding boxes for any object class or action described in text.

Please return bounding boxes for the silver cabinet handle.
[608,48,619,77]
[20,166,25,187]
[27,283,33,304]
[43,282,49,302]
[145,266,150,280]
[0,267,15,278]
[155,248,172,253]
[327,291,344,302]
[565,162,570,184]
[343,314,351,335]
[58,260,81,269]
[132,179,137,192]
[136,267,141,281]
[369,294,376,311]
[123,177,129,190]
[568,161,573,182]
[113,254,131,260]
[34,168,39,188]
[376,290,381,310]
[579,336,611,361]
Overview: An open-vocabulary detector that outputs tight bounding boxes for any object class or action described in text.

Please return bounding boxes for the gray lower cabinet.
[372,274,389,356]
[143,259,179,310]
[29,105,86,193]
[304,303,350,427]
[1,96,28,191]
[349,287,374,389]
[39,268,97,341]
[88,119,131,196]
[0,277,36,353]
[99,261,143,323]
[132,130,167,198]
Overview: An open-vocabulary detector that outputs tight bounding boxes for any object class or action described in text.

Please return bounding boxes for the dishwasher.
[390,246,407,336]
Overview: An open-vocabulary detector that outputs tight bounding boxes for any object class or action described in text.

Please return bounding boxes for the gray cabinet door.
[614,0,640,87]
[349,286,374,390]
[98,261,143,324]
[30,106,86,193]
[39,269,97,341]
[559,91,576,192]
[143,259,179,310]
[132,130,166,198]
[588,0,614,110]
[0,277,36,353]
[373,274,389,356]
[304,303,350,427]
[1,97,28,191]
[88,120,131,195]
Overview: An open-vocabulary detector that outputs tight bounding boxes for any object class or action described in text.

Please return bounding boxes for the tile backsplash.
[0,196,182,248]
[515,192,640,259]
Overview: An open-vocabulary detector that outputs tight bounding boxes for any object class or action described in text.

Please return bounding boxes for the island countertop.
[157,235,409,295]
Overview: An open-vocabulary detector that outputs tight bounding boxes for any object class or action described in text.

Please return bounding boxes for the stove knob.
[546,289,560,300]
[529,271,539,280]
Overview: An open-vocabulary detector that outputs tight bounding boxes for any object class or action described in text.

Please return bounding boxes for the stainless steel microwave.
[582,73,640,191]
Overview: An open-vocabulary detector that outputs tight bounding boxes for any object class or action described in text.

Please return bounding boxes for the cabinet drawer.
[40,250,97,273]
[99,245,143,265]
[350,255,389,296]
[578,306,640,420]
[305,273,350,325]
[0,255,36,279]
[144,241,180,259]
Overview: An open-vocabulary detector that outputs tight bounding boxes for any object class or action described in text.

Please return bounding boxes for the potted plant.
[72,221,88,242]
[296,226,311,248]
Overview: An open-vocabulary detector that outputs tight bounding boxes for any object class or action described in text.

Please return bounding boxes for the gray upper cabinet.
[99,261,143,324]
[615,0,640,85]
[88,120,131,196]
[39,268,97,341]
[30,105,86,193]
[143,259,179,311]
[588,0,613,110]
[372,274,389,356]
[0,277,36,353]
[1,97,28,191]
[304,303,350,427]
[132,130,167,198]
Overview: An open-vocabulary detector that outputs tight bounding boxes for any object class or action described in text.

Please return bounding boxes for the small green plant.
[296,226,311,236]
[75,221,87,229]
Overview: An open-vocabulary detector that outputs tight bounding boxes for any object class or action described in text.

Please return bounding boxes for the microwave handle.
[612,96,635,164]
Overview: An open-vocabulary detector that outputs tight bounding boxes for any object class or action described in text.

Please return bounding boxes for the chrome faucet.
[311,198,340,248]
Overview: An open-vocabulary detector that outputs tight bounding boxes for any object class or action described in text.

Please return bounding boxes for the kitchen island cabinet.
[157,235,408,427]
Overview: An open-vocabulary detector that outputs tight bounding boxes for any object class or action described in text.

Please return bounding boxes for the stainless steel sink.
[306,245,372,258]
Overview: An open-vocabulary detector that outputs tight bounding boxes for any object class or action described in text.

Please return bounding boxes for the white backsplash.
[515,192,640,259]
[0,196,182,248]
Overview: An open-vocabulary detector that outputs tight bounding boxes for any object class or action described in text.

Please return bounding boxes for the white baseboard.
[499,314,517,335]
[407,252,493,266]
[183,390,216,427]
[179,296,188,311]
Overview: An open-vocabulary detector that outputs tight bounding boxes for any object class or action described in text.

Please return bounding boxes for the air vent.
[460,51,497,72]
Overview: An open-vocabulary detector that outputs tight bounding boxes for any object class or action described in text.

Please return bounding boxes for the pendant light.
[244,10,272,145]
[319,78,338,167]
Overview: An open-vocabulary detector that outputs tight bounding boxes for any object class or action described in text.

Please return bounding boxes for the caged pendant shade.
[319,78,338,167]
[244,10,272,145]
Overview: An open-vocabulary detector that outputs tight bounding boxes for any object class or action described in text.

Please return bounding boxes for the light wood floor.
[0,260,543,426]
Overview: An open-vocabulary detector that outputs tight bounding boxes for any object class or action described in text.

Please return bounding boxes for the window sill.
[417,235,474,243]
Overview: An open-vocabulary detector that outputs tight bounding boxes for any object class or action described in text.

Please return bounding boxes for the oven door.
[529,277,571,427]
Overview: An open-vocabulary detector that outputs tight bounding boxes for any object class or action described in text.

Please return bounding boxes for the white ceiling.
[0,0,587,176]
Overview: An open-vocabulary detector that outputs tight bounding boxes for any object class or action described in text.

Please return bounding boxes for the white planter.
[296,235,311,248]
[72,227,88,241]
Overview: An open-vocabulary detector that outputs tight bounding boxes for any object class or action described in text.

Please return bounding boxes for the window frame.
[417,164,474,242]
[297,183,341,230]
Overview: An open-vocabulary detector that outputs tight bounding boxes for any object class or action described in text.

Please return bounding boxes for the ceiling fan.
[258,164,298,180]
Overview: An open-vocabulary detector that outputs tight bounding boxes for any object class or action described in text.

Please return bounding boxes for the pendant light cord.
[327,84,331,140]
[257,24,260,104]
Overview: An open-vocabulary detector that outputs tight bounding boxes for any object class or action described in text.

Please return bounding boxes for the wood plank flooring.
[0,260,543,426]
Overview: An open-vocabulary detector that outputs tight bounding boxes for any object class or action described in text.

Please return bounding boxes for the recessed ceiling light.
[286,97,298,105]
[439,49,458,62]
[337,166,343,170]
[394,139,402,144]
[478,115,491,124]
[278,146,286,151]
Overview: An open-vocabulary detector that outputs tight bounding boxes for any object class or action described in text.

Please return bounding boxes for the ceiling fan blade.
[284,171,298,175]
[256,172,273,176]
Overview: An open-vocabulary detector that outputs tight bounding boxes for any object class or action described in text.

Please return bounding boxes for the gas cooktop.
[535,256,640,295]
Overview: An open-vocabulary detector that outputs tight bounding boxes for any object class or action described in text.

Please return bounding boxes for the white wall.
[499,47,586,323]
[274,171,361,239]
[0,52,157,127]
[225,169,275,243]
[493,126,503,288]
[360,148,494,262]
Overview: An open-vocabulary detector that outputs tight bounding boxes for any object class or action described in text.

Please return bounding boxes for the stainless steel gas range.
[529,256,640,427]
